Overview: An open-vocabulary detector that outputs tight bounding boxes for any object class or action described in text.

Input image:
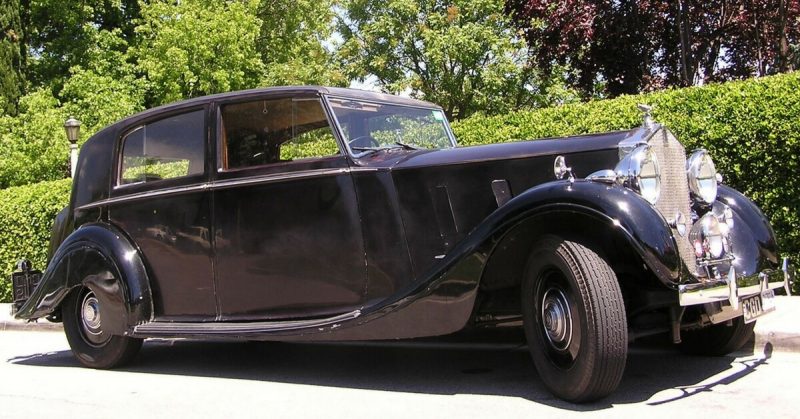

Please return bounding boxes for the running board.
[133,309,361,336]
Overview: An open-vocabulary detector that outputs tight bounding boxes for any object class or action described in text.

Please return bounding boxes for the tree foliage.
[0,88,69,187]
[0,178,71,303]
[257,0,346,86]
[0,27,145,189]
[0,0,24,114]
[338,0,558,120]
[21,0,141,88]
[134,0,266,106]
[508,0,800,97]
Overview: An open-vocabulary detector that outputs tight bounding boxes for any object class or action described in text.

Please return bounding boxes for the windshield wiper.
[351,142,422,155]
[350,146,384,153]
[394,141,422,150]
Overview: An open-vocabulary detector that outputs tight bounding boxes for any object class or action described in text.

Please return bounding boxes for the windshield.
[326,97,456,154]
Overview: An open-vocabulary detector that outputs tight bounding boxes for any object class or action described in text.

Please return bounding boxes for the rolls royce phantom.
[11,87,794,402]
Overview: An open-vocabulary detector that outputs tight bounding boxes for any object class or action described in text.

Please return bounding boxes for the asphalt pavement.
[2,296,798,351]
[1,329,799,418]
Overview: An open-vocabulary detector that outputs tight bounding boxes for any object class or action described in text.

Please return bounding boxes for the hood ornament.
[637,104,655,129]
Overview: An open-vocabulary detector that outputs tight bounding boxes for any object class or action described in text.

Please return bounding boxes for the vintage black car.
[12,86,794,402]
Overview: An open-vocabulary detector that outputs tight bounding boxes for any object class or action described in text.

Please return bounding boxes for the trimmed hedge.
[453,72,800,293]
[1,72,798,302]
[0,179,72,302]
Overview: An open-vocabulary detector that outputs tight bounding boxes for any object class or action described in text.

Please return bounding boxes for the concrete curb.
[1,298,798,351]
[752,296,800,353]
[1,304,62,332]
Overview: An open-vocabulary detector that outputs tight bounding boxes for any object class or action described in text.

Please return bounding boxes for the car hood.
[352,129,637,171]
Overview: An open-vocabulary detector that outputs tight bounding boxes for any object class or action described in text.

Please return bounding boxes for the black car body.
[12,87,794,402]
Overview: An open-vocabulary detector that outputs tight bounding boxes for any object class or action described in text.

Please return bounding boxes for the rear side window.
[120,110,205,185]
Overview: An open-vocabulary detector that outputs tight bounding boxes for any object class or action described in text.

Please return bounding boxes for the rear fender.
[14,222,152,334]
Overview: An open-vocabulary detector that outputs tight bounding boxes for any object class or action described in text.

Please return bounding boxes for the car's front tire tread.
[522,236,627,403]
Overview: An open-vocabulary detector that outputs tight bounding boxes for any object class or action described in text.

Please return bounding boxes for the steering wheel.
[348,135,379,149]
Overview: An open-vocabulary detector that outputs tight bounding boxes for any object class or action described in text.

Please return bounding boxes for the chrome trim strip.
[211,168,349,190]
[134,309,361,336]
[78,168,354,211]
[77,183,210,211]
[783,257,794,296]
[348,166,386,173]
[678,269,786,306]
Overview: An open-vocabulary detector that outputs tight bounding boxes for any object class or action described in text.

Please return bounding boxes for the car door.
[108,107,217,321]
[212,94,368,321]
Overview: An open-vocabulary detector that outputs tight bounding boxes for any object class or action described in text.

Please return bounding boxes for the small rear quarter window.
[120,110,205,185]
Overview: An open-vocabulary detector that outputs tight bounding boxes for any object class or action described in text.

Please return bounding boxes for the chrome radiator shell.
[646,129,696,275]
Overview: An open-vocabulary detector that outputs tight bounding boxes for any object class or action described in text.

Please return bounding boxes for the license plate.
[11,270,42,310]
[742,289,776,323]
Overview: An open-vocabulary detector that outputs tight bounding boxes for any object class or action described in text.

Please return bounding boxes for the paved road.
[0,330,796,418]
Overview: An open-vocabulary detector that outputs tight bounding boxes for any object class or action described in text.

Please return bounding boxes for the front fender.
[15,222,153,334]
[717,184,780,275]
[481,179,682,284]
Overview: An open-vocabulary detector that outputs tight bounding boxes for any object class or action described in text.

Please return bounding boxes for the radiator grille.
[648,129,696,275]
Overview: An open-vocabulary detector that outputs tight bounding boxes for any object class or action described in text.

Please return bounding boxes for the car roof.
[136,86,441,120]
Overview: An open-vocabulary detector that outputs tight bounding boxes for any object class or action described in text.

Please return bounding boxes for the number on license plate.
[742,289,776,323]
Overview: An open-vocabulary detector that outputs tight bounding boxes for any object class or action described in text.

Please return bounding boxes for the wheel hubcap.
[541,287,572,351]
[80,291,108,345]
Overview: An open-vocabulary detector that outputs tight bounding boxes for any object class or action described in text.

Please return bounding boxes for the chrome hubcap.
[80,291,107,345]
[541,287,572,351]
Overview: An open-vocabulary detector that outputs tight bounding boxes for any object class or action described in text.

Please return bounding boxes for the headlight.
[614,145,661,205]
[689,212,729,259]
[686,149,718,204]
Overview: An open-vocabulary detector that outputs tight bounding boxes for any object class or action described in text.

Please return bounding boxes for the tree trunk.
[677,0,693,86]
[777,0,790,72]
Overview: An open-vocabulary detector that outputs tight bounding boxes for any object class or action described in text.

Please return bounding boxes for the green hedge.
[0,179,72,302]
[2,73,799,302]
[453,72,800,294]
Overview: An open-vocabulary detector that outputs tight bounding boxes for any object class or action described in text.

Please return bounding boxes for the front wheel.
[63,287,142,368]
[522,236,628,403]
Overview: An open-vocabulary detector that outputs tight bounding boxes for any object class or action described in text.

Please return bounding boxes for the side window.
[120,110,205,185]
[220,97,338,169]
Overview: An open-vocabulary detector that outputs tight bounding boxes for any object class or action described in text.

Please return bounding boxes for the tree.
[20,0,141,88]
[338,0,553,120]
[508,0,800,97]
[133,0,266,106]
[257,0,346,86]
[0,26,145,188]
[0,0,24,114]
[0,88,69,187]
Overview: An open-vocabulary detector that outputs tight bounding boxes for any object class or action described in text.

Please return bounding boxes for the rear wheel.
[522,236,628,403]
[63,287,142,368]
[679,317,755,356]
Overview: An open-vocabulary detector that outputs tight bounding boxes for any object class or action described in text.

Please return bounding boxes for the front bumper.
[678,257,794,307]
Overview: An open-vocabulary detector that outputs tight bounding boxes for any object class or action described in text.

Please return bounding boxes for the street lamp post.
[64,116,81,177]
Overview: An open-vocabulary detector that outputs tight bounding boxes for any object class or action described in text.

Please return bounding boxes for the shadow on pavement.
[7,329,773,411]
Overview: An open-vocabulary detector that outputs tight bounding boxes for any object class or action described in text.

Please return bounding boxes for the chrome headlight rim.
[614,144,661,205]
[686,149,718,205]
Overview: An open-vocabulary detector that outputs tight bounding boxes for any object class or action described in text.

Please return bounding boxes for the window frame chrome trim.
[79,167,355,211]
[115,107,208,189]
[322,94,458,159]
[215,94,343,173]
